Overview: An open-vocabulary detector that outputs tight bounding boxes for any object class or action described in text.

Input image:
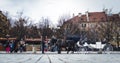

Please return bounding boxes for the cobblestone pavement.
[0,52,120,63]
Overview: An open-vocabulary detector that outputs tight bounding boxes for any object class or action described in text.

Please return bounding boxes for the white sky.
[0,0,120,25]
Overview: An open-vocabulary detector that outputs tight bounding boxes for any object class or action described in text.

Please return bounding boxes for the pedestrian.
[44,40,48,52]
[56,39,62,54]
[10,40,14,53]
[5,42,10,53]
[19,40,24,53]
[14,42,19,53]
[19,44,23,53]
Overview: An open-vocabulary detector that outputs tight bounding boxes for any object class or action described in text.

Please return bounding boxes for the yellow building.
[0,10,10,37]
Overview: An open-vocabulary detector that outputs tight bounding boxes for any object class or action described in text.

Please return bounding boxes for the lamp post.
[56,26,60,38]
[53,28,56,35]
[64,28,67,41]
[41,28,46,54]
[116,28,120,50]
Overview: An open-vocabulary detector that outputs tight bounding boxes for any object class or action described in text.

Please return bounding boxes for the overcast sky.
[0,0,120,25]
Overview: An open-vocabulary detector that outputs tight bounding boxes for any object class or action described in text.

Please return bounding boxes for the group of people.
[4,35,76,54]
[5,40,26,53]
[48,38,76,54]
[5,40,14,53]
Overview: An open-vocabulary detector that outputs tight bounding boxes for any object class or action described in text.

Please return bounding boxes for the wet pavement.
[0,51,120,63]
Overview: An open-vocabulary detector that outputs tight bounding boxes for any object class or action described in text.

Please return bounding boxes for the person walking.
[19,40,24,53]
[5,42,10,53]
[10,40,14,53]
[56,39,62,54]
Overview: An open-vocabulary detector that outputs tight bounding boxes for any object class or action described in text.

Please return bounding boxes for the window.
[81,18,83,21]
[93,18,96,21]
[91,24,95,28]
[82,23,86,27]
[101,17,104,21]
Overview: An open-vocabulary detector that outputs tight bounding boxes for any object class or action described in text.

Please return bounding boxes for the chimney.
[78,13,82,17]
[86,11,89,21]
[72,13,75,17]
[0,10,2,13]
[119,12,120,17]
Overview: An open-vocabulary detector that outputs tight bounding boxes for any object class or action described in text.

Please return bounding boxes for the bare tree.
[10,11,29,40]
[57,14,71,26]
[38,17,53,38]
[111,21,120,48]
[95,20,120,47]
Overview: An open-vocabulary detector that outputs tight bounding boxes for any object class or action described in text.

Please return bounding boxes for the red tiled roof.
[88,12,107,21]
[66,12,107,23]
[108,14,120,21]
[65,16,77,23]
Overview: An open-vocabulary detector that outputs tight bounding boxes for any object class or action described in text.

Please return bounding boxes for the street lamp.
[64,28,67,41]
[41,28,46,54]
[56,26,60,38]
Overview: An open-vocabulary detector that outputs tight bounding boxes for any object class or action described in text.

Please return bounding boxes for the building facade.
[0,11,10,37]
[62,11,120,46]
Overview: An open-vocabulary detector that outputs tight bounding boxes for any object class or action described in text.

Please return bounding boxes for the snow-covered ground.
[0,53,120,63]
